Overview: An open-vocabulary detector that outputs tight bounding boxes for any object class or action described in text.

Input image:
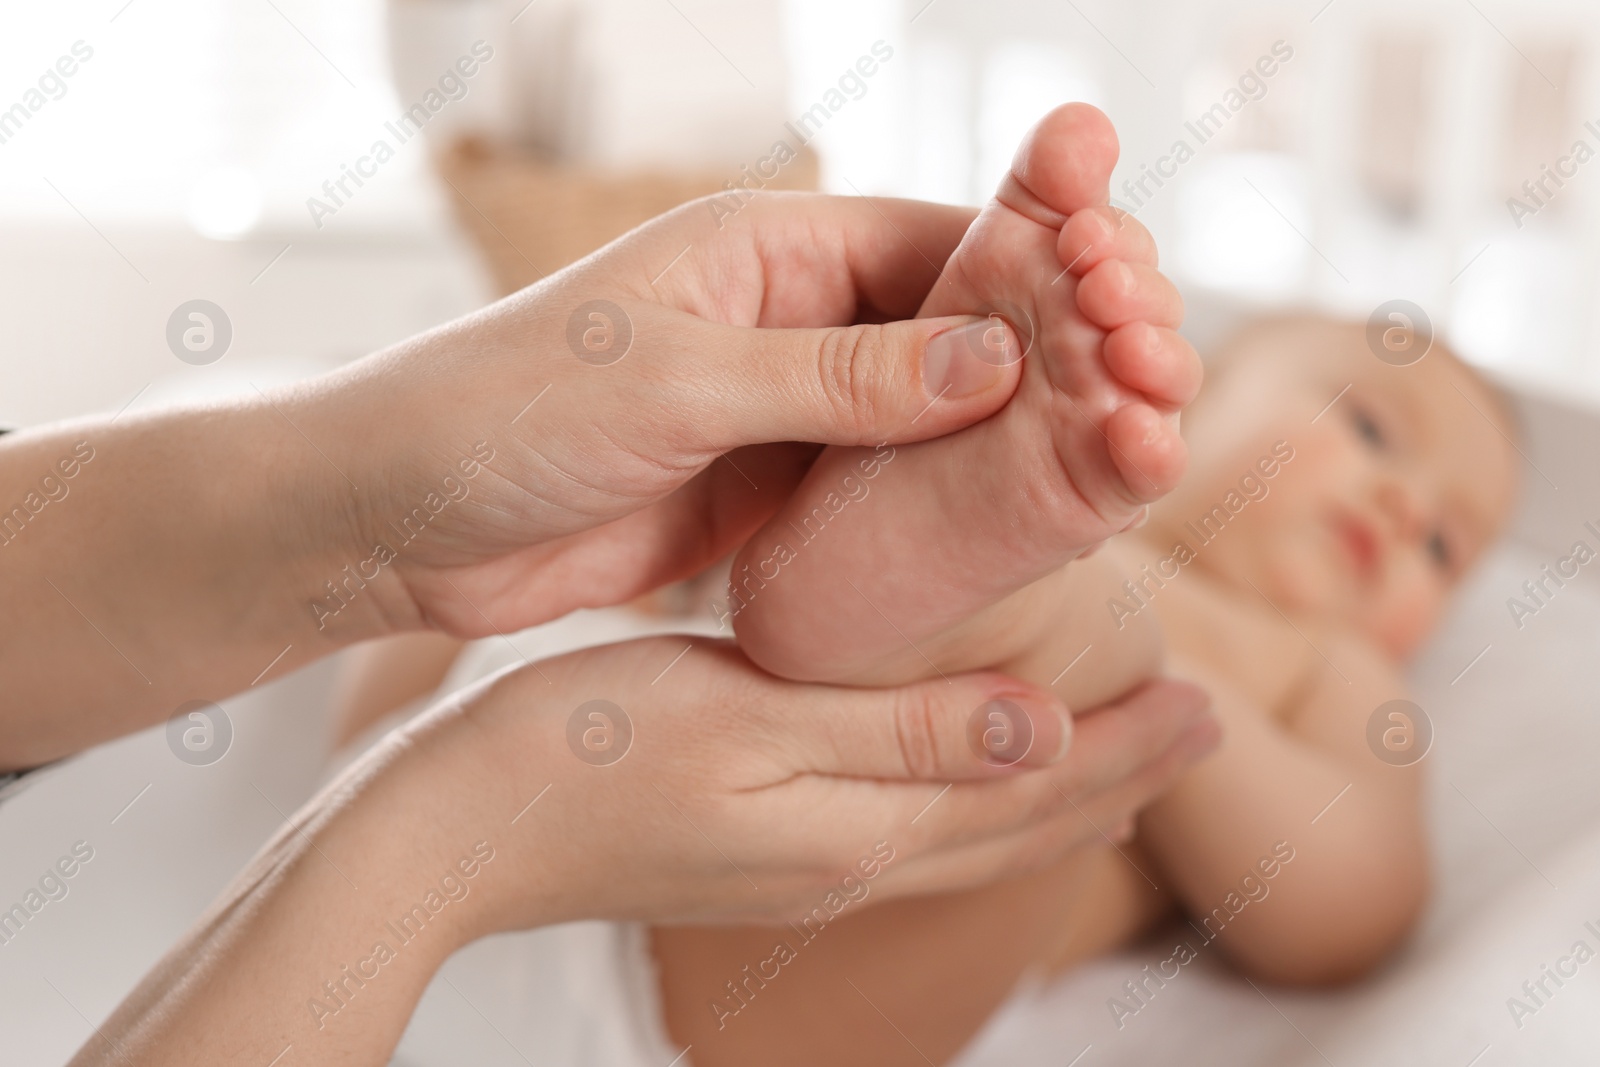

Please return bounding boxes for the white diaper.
[395,920,684,1067]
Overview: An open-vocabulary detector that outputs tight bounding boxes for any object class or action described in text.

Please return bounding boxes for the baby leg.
[728,105,1198,684]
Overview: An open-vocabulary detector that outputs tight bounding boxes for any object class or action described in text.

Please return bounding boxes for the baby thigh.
[653,856,1110,1067]
[932,545,1167,712]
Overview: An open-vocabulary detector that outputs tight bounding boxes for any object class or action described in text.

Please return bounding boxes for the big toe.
[999,103,1119,227]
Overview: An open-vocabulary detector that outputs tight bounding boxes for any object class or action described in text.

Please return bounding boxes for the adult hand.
[419,638,1216,929]
[73,637,1215,1067]
[0,192,1028,759]
[310,192,1026,637]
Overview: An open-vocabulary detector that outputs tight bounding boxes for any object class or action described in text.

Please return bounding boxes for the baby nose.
[1375,480,1426,541]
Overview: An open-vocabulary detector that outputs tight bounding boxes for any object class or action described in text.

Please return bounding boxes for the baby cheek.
[1285,421,1363,482]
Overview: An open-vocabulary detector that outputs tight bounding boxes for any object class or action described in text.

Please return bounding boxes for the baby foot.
[731,104,1200,683]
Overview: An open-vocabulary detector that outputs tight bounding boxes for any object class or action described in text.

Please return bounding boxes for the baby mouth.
[1331,513,1381,580]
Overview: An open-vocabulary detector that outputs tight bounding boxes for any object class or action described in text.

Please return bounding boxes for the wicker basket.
[435,136,820,296]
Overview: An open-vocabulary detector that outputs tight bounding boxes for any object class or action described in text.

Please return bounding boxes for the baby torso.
[1109,535,1319,722]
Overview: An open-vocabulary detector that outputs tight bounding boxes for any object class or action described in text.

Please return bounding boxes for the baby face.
[1155,318,1518,660]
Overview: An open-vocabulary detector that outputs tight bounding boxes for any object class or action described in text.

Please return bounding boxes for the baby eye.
[1426,530,1453,571]
[1350,406,1386,448]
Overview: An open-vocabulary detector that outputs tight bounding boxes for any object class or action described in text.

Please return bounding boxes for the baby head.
[1148,314,1519,661]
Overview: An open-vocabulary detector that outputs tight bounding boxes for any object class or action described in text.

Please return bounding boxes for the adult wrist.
[265,363,460,644]
[333,683,573,943]
[305,758,500,965]
[286,320,558,642]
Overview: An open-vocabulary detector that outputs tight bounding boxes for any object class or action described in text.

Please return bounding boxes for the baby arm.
[1134,638,1427,984]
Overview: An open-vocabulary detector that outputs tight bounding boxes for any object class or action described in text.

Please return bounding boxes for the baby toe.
[1058,206,1159,275]
[1077,260,1184,331]
[1105,402,1188,504]
[1103,323,1202,409]
[997,103,1119,227]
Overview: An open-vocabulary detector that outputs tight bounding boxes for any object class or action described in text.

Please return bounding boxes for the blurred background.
[5,0,1600,1064]
[6,0,1600,429]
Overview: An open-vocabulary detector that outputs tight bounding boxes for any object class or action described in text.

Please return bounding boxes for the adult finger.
[892,679,1215,852]
[558,193,1011,457]
[621,191,978,328]
[1062,709,1221,832]
[761,670,1074,781]
[622,306,1029,455]
[738,192,980,325]
[827,685,1216,900]
[880,713,1218,898]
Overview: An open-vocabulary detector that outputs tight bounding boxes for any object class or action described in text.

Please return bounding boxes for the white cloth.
[395,921,681,1067]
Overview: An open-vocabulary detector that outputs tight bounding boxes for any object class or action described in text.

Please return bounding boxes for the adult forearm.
[0,398,396,766]
[69,727,511,1066]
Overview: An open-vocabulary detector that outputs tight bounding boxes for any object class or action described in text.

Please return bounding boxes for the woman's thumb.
[676,313,1026,453]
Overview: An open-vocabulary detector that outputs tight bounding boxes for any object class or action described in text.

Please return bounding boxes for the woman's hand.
[0,193,1022,760]
[307,193,1025,638]
[73,638,1214,1067]
[440,638,1218,931]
